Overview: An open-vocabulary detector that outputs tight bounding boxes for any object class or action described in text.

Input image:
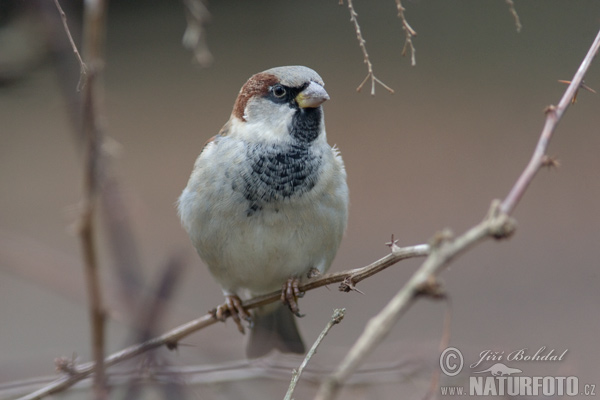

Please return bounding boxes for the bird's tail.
[246,303,305,358]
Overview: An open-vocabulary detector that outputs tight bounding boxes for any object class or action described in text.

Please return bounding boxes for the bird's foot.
[214,294,251,334]
[281,277,305,317]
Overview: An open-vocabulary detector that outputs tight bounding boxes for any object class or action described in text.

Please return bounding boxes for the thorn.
[544,105,557,114]
[558,79,596,104]
[55,353,79,375]
[386,234,402,255]
[385,234,399,248]
[165,340,179,351]
[339,276,365,294]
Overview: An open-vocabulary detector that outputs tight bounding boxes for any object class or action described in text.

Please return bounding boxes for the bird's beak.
[295,81,330,109]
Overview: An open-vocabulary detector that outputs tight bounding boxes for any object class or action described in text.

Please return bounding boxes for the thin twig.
[121,255,186,399]
[395,0,417,66]
[99,178,145,319]
[500,28,600,215]
[505,0,522,33]
[314,28,600,400]
[423,297,452,400]
[284,309,346,400]
[342,0,394,95]
[53,0,87,90]
[15,243,428,400]
[4,357,428,397]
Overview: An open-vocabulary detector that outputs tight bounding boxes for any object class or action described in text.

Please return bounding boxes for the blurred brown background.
[1,1,599,398]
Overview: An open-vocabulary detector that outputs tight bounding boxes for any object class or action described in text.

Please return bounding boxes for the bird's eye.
[272,85,286,98]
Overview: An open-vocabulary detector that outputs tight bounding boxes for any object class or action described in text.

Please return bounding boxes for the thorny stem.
[315,27,600,400]
[315,201,516,400]
[15,244,428,400]
[500,28,600,215]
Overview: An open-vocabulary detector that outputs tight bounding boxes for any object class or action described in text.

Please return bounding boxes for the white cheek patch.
[237,100,296,143]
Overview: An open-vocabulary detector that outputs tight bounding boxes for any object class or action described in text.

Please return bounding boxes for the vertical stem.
[80,0,108,398]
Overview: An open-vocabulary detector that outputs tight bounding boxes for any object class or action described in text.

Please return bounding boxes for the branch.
[395,0,417,66]
[53,0,88,90]
[505,0,522,33]
[15,244,428,400]
[284,309,346,400]
[500,28,600,215]
[314,27,600,400]
[341,0,394,95]
[315,201,515,400]
[70,0,109,398]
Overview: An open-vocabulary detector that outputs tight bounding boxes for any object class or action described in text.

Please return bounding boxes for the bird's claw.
[214,294,251,334]
[281,277,305,317]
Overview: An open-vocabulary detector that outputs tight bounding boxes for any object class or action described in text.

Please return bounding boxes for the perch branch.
[315,201,515,400]
[314,27,600,400]
[15,244,428,400]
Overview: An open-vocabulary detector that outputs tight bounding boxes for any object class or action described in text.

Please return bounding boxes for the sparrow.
[178,66,348,358]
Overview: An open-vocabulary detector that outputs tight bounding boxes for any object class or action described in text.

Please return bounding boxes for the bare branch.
[423,298,452,400]
[314,28,600,400]
[500,29,600,215]
[395,0,417,66]
[341,0,394,95]
[315,201,515,400]
[505,0,522,33]
[53,0,87,90]
[284,309,346,400]
[15,243,428,400]
[76,0,110,398]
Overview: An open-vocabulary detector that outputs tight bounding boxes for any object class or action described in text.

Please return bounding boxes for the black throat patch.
[239,140,322,216]
[291,106,322,143]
